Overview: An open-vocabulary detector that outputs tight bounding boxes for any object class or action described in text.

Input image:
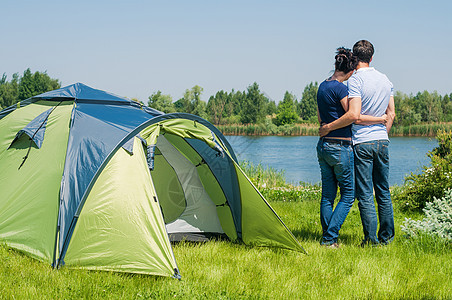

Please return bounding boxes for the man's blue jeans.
[316,139,355,245]
[354,140,395,245]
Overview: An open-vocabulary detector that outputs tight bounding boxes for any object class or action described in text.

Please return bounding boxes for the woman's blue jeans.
[316,139,355,245]
[354,140,395,245]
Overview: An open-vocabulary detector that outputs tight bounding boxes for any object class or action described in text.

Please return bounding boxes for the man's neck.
[356,62,370,70]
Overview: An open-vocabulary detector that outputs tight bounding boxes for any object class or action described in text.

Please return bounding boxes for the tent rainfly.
[0,83,305,278]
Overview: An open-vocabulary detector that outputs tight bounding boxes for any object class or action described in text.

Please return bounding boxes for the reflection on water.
[225,136,437,186]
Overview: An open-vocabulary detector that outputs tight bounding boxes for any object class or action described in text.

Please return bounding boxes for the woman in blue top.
[316,48,386,247]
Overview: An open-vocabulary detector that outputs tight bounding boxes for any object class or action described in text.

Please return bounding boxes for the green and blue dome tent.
[0,83,305,278]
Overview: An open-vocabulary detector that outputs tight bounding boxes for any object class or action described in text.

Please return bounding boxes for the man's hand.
[319,123,331,137]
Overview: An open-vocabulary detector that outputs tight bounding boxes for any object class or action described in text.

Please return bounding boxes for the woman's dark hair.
[335,47,357,73]
[352,40,374,63]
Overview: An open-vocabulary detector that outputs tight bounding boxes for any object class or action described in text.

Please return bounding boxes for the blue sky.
[2,0,451,103]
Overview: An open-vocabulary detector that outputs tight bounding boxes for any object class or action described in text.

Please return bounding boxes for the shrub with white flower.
[393,130,452,211]
[401,189,452,242]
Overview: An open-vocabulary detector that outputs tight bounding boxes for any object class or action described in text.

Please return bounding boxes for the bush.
[393,130,452,210]
[401,189,452,242]
[222,115,241,125]
[262,118,279,135]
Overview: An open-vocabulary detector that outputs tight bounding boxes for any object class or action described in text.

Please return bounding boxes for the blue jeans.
[316,139,355,245]
[354,140,394,244]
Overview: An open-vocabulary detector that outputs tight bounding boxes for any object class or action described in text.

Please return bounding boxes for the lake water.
[225,136,438,186]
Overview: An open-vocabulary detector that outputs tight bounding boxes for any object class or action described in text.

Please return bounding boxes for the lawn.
[1,198,451,299]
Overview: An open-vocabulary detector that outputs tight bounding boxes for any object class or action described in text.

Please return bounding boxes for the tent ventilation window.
[9,101,63,169]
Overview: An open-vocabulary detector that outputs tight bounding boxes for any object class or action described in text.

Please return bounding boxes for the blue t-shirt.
[317,80,351,138]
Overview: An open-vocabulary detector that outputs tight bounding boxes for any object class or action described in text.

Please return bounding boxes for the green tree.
[192,99,207,119]
[274,91,298,126]
[207,90,230,125]
[173,98,185,112]
[441,94,452,122]
[298,82,318,122]
[231,90,244,116]
[267,100,277,116]
[413,91,443,123]
[224,89,244,124]
[0,73,19,109]
[18,68,60,101]
[148,91,175,113]
[175,85,207,118]
[394,91,421,126]
[240,82,267,124]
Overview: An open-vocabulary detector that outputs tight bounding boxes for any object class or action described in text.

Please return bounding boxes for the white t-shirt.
[347,67,393,145]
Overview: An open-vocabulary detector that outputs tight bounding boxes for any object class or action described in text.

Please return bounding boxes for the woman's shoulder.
[320,80,347,91]
[326,80,347,91]
[318,80,347,102]
[319,79,340,87]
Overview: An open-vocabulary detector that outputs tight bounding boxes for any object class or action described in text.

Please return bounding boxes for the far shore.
[217,122,452,137]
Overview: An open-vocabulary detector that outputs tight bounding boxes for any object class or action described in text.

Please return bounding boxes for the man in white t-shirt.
[348,40,396,245]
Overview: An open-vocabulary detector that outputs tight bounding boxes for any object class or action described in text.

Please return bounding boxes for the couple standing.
[316,40,396,247]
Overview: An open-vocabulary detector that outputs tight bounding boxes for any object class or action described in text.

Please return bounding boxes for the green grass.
[1,161,451,298]
[239,160,322,203]
[1,198,451,299]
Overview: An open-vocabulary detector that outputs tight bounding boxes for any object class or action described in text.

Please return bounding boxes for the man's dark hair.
[353,40,374,63]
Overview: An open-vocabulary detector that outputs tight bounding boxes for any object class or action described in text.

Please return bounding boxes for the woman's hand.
[319,123,331,137]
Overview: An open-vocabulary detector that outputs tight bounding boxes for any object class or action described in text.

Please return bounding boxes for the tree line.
[393,90,452,125]
[146,82,452,127]
[0,69,60,109]
[149,81,320,126]
[2,69,452,128]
